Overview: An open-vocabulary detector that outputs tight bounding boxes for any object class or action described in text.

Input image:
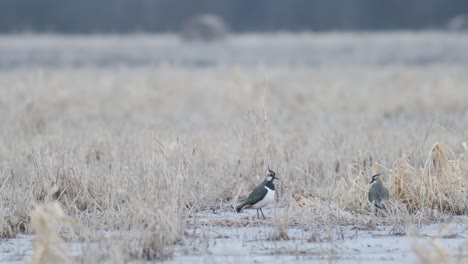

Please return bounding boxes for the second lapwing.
[236,169,278,219]
[368,173,389,210]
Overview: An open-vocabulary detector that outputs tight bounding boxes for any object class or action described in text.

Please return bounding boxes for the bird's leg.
[260,208,265,219]
[256,209,260,219]
[371,201,377,216]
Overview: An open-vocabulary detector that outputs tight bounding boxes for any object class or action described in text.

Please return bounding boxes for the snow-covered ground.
[1,212,465,263]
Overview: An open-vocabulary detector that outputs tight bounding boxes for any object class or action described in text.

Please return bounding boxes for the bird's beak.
[274,176,279,180]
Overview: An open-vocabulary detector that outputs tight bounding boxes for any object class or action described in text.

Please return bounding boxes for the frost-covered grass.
[0,33,466,262]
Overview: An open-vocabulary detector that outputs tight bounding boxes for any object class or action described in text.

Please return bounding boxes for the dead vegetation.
[337,143,467,216]
[30,202,77,264]
[0,38,467,261]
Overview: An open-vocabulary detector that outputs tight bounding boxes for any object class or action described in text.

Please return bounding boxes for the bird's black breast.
[265,181,275,191]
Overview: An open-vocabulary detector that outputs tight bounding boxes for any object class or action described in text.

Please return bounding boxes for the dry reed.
[30,202,77,264]
[338,143,467,215]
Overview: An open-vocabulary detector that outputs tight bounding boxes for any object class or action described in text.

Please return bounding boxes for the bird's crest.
[266,168,278,181]
[369,173,382,184]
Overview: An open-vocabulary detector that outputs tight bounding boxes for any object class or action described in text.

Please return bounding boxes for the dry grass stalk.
[127,206,183,261]
[30,202,77,264]
[411,237,449,264]
[411,143,464,213]
[335,164,368,211]
[338,143,467,215]
[371,163,381,175]
[270,207,290,241]
[291,194,318,208]
[429,143,450,174]
[391,158,418,208]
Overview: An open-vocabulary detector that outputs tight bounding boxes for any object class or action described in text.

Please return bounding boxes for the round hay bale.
[447,14,468,31]
[180,14,228,42]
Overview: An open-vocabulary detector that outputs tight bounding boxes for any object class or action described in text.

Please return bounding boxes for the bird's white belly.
[252,187,275,209]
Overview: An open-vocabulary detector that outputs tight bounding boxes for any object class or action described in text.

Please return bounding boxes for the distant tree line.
[1,0,468,33]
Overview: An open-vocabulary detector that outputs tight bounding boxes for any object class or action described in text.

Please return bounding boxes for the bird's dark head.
[369,173,382,184]
[266,168,278,182]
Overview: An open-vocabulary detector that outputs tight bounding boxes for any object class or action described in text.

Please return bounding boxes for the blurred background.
[1,0,468,33]
[2,0,468,69]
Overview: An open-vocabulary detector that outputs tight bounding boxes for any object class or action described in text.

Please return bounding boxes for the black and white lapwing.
[368,173,389,210]
[236,169,278,219]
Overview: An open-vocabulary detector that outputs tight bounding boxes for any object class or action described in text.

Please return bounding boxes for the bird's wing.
[381,187,389,201]
[245,185,268,206]
[368,187,375,202]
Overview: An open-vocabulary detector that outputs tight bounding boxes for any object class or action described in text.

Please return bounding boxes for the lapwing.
[236,169,278,219]
[368,173,389,210]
